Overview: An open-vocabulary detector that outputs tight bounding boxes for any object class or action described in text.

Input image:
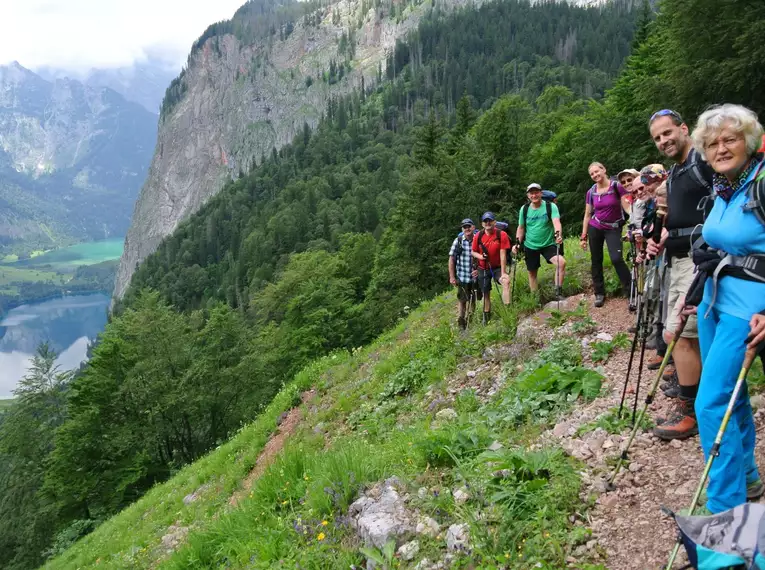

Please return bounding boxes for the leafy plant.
[576,407,653,436]
[417,423,493,467]
[379,358,432,398]
[360,540,396,569]
[590,332,631,363]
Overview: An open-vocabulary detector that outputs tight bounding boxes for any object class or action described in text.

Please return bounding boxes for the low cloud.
[0,0,246,71]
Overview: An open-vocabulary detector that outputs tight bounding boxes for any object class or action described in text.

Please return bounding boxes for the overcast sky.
[0,0,247,72]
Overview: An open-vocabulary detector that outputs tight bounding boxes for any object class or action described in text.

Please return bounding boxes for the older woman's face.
[589,165,606,183]
[705,124,749,179]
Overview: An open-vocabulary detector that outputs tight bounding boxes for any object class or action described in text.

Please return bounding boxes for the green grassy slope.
[45,239,613,569]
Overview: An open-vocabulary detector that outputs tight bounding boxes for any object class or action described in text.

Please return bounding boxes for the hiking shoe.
[628,302,637,313]
[662,365,676,382]
[458,316,467,330]
[647,355,665,371]
[645,336,657,350]
[628,324,637,334]
[653,397,697,440]
[660,372,680,399]
[594,295,605,308]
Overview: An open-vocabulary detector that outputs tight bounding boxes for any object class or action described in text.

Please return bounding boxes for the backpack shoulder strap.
[745,163,765,226]
[545,200,552,220]
[521,204,528,228]
[689,148,713,193]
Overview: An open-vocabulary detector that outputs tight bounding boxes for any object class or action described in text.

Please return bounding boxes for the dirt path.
[540,297,765,569]
[228,389,315,507]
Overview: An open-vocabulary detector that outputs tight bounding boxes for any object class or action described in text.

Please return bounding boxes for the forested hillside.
[3,0,764,567]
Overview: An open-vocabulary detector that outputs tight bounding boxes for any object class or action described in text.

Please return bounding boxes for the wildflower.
[321,520,328,526]
[505,553,510,559]
[317,532,326,541]
[282,500,288,505]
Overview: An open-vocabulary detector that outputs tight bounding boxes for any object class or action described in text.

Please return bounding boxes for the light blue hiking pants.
[696,302,759,513]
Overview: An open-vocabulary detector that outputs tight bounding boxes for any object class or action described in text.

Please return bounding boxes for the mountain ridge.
[0,62,157,255]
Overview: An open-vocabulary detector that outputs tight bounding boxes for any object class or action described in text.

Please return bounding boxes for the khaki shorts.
[665,256,698,338]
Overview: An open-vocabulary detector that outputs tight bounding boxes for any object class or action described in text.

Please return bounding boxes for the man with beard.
[646,110,714,440]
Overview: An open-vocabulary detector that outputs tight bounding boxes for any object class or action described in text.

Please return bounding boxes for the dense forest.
[3,0,764,567]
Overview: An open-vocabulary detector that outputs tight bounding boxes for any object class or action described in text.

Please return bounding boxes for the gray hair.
[691,104,764,161]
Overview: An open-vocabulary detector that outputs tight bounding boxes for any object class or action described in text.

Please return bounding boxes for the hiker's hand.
[450,277,457,286]
[748,314,765,350]
[555,232,563,244]
[512,244,519,255]
[679,304,697,319]
[646,238,662,259]
[580,236,587,251]
[471,269,478,279]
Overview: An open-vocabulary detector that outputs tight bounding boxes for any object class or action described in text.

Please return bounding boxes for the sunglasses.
[650,109,683,124]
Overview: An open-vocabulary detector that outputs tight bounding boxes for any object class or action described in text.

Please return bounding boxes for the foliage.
[576,407,653,436]
[591,332,631,363]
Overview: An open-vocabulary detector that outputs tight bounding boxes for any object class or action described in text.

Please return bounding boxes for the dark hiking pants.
[588,225,631,296]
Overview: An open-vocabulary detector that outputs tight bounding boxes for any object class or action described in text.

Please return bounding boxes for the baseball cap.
[640,164,668,182]
[526,183,542,192]
[617,168,640,179]
[460,218,474,227]
[481,211,495,222]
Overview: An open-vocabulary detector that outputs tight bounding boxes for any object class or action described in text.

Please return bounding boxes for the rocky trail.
[536,295,765,569]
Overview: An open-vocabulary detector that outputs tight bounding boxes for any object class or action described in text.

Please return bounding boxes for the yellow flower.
[505,553,510,559]
[317,532,326,541]
[281,500,288,505]
[321,520,328,526]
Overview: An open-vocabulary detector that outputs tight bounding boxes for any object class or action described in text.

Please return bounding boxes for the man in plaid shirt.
[449,218,479,330]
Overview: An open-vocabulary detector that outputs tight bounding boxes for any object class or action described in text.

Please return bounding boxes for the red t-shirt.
[472,229,511,269]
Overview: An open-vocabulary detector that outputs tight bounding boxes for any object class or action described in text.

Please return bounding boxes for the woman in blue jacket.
[690,104,765,514]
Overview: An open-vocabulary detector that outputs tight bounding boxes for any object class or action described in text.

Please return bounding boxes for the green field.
[0,265,66,293]
[2,239,124,271]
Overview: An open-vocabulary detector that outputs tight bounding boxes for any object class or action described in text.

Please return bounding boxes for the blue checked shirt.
[449,235,475,284]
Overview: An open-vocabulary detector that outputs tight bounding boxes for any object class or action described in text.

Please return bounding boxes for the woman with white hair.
[689,103,765,514]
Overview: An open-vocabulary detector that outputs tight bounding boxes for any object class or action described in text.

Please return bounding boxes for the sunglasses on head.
[640,175,660,185]
[650,109,683,124]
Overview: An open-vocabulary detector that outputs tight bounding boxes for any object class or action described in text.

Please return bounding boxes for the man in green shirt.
[513,183,566,299]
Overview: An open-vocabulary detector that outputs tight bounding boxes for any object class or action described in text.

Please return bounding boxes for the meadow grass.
[45,238,610,569]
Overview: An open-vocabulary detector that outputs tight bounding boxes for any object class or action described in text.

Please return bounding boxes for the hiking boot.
[653,397,698,440]
[457,316,467,330]
[594,294,605,308]
[645,335,657,351]
[482,311,491,325]
[628,302,637,313]
[660,371,680,399]
[662,365,676,382]
[628,324,637,334]
[647,355,665,370]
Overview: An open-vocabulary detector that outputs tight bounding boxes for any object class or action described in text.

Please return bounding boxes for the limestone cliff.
[114,0,460,299]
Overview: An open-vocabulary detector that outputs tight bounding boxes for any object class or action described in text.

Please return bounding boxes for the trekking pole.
[618,258,646,417]
[555,238,561,313]
[664,343,762,570]
[510,250,517,307]
[632,258,663,424]
[607,317,688,491]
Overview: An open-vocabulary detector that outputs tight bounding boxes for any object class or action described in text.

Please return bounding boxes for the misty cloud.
[0,0,246,71]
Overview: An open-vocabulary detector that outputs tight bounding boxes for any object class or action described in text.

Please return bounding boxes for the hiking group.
[449,103,765,566]
[448,186,565,329]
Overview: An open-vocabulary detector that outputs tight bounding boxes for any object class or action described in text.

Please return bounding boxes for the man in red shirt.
[472,211,511,324]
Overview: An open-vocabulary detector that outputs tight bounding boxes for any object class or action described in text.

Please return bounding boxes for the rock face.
[113,0,474,299]
[0,62,156,253]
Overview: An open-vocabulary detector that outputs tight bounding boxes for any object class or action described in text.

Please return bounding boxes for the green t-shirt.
[518,202,559,250]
